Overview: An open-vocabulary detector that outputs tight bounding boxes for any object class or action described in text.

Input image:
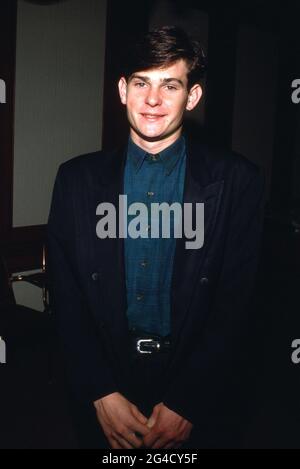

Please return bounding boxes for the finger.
[125,432,144,449]
[131,406,148,425]
[109,437,123,449]
[152,436,173,449]
[143,430,161,448]
[113,433,135,449]
[130,418,151,437]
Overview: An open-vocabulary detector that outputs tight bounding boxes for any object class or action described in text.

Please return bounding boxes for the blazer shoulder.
[56,149,105,179]
[192,141,264,185]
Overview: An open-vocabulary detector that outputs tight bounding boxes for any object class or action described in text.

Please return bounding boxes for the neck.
[130,127,182,153]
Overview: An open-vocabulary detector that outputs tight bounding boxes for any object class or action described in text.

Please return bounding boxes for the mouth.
[140,113,165,121]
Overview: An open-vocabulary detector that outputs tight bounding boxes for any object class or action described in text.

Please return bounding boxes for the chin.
[132,126,166,142]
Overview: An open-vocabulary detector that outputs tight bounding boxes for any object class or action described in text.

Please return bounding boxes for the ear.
[118,77,127,105]
[186,84,202,111]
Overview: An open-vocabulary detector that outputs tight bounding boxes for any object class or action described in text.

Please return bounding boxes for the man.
[48,26,265,449]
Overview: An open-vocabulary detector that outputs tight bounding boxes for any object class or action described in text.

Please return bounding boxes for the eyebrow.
[129,75,185,87]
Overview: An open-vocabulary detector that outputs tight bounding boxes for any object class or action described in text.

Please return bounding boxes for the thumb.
[147,403,162,428]
[147,414,156,428]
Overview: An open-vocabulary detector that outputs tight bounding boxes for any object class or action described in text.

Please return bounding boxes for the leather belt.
[130,330,171,354]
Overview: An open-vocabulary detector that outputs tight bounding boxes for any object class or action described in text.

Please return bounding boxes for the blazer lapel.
[91,147,129,344]
[171,141,224,343]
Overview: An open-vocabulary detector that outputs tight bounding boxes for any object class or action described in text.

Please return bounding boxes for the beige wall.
[13,0,107,228]
[12,0,107,309]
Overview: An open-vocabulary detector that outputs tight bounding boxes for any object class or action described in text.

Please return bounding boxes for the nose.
[145,86,162,107]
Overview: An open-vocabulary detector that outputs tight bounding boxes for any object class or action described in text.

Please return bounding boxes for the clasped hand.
[94,392,193,449]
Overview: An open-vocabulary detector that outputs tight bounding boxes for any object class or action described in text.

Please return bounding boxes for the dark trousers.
[72,351,171,449]
[72,351,244,449]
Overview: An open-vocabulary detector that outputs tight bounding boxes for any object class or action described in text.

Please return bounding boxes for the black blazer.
[47,137,265,426]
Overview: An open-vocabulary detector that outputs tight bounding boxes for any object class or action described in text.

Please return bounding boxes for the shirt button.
[91,272,99,281]
[149,153,159,161]
[146,225,150,232]
[200,277,209,285]
[140,260,148,267]
[147,191,155,197]
[136,294,143,301]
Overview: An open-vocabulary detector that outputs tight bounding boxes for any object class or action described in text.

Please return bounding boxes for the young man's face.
[118,59,202,148]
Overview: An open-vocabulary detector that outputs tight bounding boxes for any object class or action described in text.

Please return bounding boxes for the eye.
[134,82,146,88]
[165,85,177,91]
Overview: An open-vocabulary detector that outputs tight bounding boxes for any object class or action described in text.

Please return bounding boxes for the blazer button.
[200,277,209,285]
[91,272,99,281]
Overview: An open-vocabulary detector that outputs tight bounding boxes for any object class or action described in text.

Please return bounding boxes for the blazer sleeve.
[47,165,118,404]
[163,164,266,426]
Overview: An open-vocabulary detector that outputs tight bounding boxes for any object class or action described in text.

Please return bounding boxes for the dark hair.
[121,26,206,89]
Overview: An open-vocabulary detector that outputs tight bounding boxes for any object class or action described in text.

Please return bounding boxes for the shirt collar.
[127,135,185,176]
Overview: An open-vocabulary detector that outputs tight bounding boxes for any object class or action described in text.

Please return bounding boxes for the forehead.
[130,59,189,83]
